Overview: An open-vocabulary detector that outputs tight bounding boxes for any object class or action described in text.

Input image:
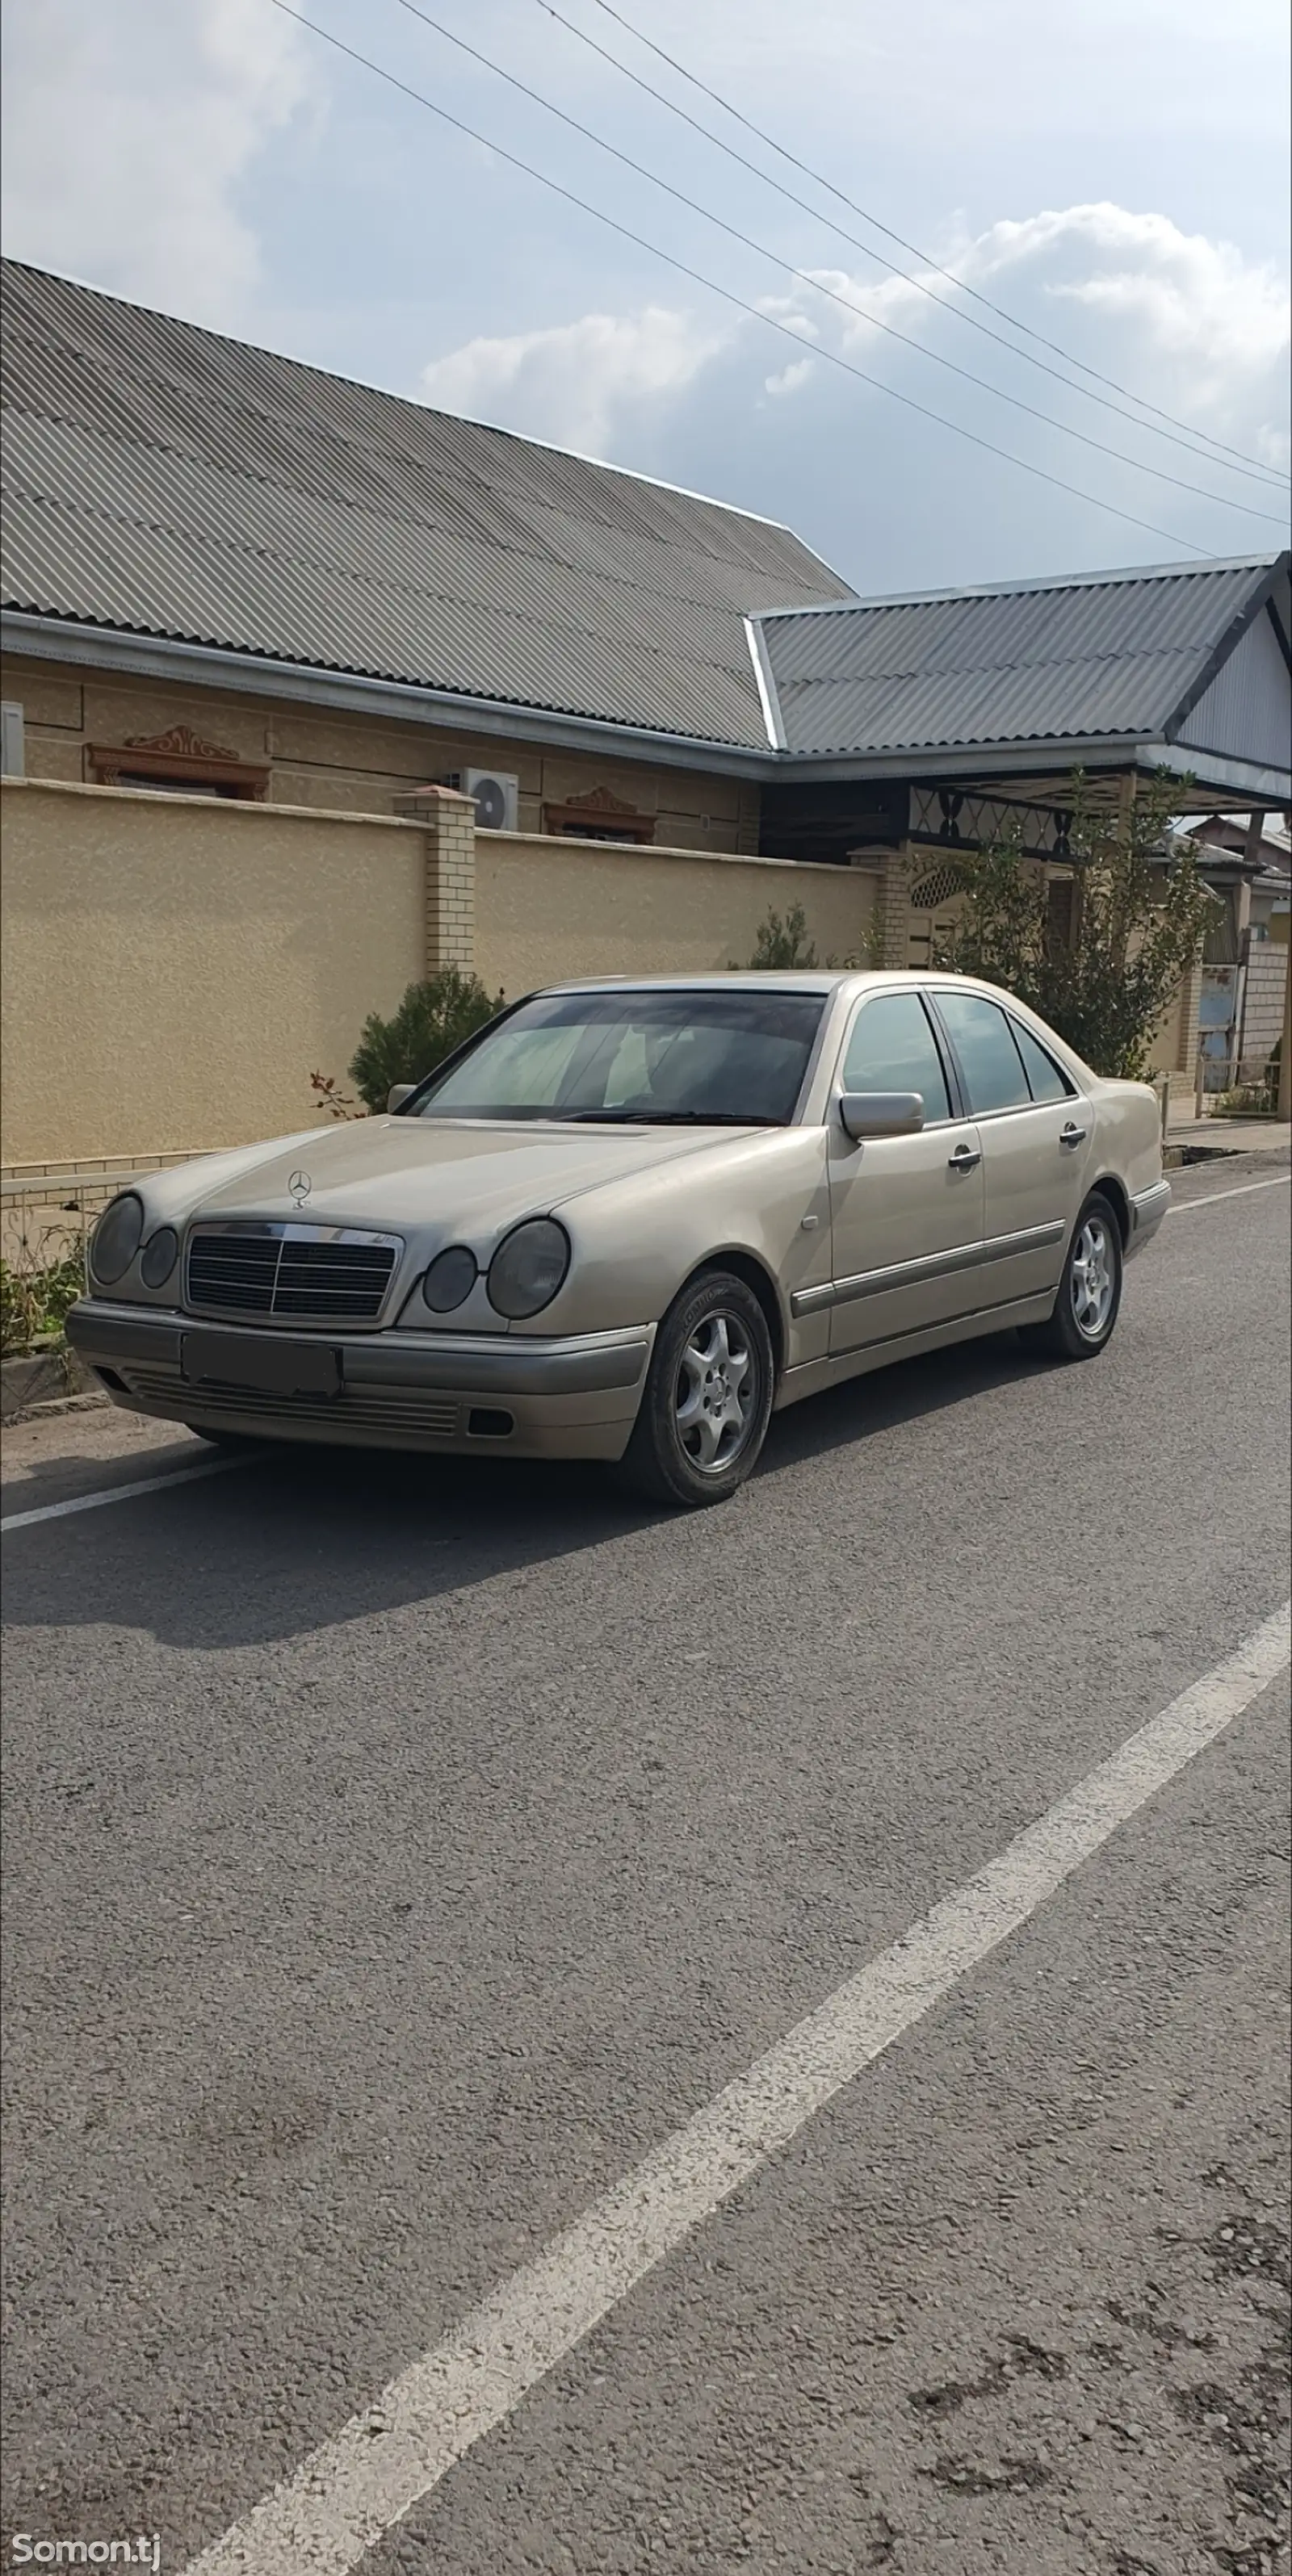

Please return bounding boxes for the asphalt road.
[2,1158,1289,2576]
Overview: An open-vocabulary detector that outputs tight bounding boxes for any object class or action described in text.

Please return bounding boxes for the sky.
[2,0,1290,597]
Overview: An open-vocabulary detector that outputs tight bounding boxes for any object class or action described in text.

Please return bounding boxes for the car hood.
[184,1116,753,1235]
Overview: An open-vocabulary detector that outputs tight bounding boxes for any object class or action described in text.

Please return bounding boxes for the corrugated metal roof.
[758,560,1290,756]
[4,262,1286,779]
[0,260,852,746]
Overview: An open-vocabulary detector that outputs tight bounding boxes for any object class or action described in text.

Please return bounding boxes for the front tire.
[615,1271,774,1508]
[1018,1191,1123,1361]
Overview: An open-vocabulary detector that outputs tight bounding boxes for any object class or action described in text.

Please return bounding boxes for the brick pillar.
[872,846,912,967]
[1175,950,1203,1082]
[1279,938,1291,1122]
[393,783,476,974]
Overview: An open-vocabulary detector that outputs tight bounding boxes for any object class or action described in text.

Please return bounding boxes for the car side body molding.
[790,1217,1068,1317]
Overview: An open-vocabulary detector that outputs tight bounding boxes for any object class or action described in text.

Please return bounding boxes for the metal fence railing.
[1193,1051,1283,1118]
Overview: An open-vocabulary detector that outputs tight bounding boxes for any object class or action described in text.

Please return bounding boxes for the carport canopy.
[753,554,1291,865]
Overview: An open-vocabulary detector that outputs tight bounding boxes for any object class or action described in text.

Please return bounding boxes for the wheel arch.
[682,1247,787,1380]
[1088,1173,1131,1248]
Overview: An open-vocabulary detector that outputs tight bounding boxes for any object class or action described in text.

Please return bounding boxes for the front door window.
[839,990,953,1123]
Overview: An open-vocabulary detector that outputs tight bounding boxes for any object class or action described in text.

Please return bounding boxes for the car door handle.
[947,1142,981,1171]
[1059,1122,1089,1148]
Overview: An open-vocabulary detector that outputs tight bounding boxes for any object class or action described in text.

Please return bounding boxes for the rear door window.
[933,991,1031,1114]
[1010,1020,1075,1103]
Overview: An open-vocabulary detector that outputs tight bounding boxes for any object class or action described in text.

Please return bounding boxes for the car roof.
[537,970,891,995]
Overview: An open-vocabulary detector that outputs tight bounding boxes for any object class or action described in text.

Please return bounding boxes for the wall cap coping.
[392,783,476,811]
[0,775,427,831]
[483,827,881,877]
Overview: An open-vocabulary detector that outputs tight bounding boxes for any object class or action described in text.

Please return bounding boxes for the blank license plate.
[180,1332,342,1398]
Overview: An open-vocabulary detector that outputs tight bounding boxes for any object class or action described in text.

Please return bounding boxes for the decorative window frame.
[87,726,270,799]
[542,784,654,844]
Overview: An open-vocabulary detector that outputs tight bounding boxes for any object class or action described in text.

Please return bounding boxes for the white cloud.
[754,302,821,341]
[0,0,313,329]
[764,358,815,398]
[421,305,729,457]
[418,201,1289,478]
[979,203,1287,361]
[808,204,1290,466]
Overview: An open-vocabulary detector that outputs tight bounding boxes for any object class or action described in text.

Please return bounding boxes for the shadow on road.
[3,1332,1047,1650]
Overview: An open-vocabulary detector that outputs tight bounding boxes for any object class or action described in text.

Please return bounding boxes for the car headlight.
[487,1218,570,1319]
[422,1244,478,1313]
[89,1192,145,1286]
[140,1225,179,1289]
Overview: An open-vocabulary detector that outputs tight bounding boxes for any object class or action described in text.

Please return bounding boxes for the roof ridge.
[755,553,1286,624]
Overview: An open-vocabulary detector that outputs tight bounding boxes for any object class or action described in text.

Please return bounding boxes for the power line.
[268,0,1216,555]
[583,0,1292,493]
[386,0,1286,530]
[536,0,1291,499]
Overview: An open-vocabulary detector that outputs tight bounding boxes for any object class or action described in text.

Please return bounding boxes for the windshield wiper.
[562,1109,782,1127]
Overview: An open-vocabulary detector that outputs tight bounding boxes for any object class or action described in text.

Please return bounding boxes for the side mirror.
[387,1083,416,1115]
[838,1090,925,1141]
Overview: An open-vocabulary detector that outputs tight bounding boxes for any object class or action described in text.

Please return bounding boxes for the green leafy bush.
[1,1246,86,1357]
[741,904,819,969]
[932,772,1214,1079]
[347,969,505,1112]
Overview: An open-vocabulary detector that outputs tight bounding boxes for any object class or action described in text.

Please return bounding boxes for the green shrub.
[347,969,505,1112]
[741,903,819,970]
[1,1246,86,1357]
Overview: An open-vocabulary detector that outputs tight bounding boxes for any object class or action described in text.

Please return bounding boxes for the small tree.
[742,903,819,969]
[932,772,1214,1079]
[348,967,505,1112]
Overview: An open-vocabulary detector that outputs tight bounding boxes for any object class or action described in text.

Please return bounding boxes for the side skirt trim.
[791,1217,1066,1318]
[774,1292,1055,1410]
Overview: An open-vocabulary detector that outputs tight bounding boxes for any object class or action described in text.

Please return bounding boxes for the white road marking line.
[182,1600,1291,2576]
[1168,1172,1290,1214]
[1,1456,246,1533]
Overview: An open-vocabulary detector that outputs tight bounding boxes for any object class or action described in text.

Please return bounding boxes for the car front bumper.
[65,1301,655,1461]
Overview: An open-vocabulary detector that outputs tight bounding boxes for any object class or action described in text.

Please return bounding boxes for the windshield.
[408,988,826,1125]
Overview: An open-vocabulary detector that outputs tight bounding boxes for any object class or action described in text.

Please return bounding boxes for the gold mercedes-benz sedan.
[67,972,1169,1507]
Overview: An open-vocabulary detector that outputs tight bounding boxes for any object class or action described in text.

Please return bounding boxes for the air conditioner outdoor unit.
[1,701,25,778]
[438,769,519,832]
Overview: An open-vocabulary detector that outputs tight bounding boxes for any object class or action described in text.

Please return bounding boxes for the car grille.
[186,1225,401,1325]
[119,1361,460,1443]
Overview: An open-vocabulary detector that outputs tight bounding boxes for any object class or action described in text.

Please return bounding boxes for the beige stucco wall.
[2,779,876,1167]
[1,651,762,852]
[2,779,426,1162]
[476,831,876,996]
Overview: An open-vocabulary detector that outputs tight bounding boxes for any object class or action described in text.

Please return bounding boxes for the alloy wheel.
[1070,1213,1115,1339]
[674,1310,759,1473]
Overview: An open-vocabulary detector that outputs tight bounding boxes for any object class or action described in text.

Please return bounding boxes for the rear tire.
[1017,1190,1123,1361]
[615,1271,774,1508]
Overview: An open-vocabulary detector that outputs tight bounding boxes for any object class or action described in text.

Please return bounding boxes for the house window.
[543,785,653,844]
[88,726,269,799]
